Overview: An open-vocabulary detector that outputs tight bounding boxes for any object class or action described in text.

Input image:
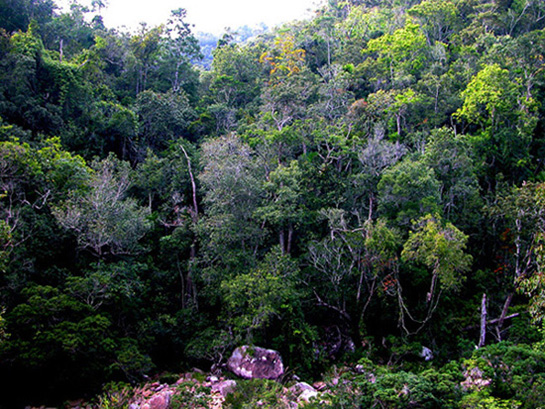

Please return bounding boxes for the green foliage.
[408,0,459,44]
[422,128,481,228]
[402,214,471,291]
[317,361,461,409]
[0,306,8,346]
[467,343,545,408]
[363,21,428,87]
[198,133,265,262]
[378,159,441,227]
[110,338,154,382]
[224,379,288,409]
[459,391,521,409]
[136,90,195,152]
[170,381,212,409]
[96,381,133,409]
[3,0,545,405]
[456,64,516,127]
[222,246,302,340]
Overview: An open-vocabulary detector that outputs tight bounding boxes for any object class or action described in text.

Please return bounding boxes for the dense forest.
[1,0,545,407]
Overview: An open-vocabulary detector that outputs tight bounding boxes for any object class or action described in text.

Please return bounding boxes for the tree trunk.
[287,224,293,254]
[180,144,199,309]
[478,293,487,348]
[496,292,513,341]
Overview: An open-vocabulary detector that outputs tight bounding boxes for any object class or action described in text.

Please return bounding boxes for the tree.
[201,42,263,134]
[91,101,138,160]
[378,158,441,227]
[256,160,306,254]
[53,154,150,258]
[400,214,472,333]
[455,63,538,185]
[0,0,55,34]
[362,21,429,89]
[221,246,304,342]
[159,8,201,95]
[198,133,265,264]
[353,126,406,221]
[408,0,459,45]
[308,209,400,342]
[519,184,545,323]
[489,182,545,338]
[422,128,481,228]
[129,24,163,95]
[135,89,195,153]
[260,33,306,83]
[0,137,88,276]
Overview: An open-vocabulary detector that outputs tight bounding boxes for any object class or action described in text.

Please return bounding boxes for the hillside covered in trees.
[1,0,545,407]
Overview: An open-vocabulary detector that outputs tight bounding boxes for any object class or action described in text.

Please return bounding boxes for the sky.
[61,0,324,35]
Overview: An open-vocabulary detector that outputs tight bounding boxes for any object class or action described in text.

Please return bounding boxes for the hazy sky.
[61,0,323,34]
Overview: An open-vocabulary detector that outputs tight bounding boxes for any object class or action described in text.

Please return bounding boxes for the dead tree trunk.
[495,292,513,341]
[478,293,487,348]
[180,144,199,309]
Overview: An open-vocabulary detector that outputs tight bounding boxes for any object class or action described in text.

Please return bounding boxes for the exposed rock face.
[227,345,284,380]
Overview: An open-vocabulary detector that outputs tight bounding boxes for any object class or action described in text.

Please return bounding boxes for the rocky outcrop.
[227,345,284,380]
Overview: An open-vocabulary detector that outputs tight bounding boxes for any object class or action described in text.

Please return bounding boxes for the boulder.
[289,382,316,395]
[141,390,171,409]
[227,345,284,380]
[299,389,318,403]
[212,379,237,397]
[290,382,318,403]
[420,346,433,361]
[312,381,326,391]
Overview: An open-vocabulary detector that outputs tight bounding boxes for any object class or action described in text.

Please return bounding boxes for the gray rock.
[290,382,316,395]
[290,382,319,404]
[420,346,433,361]
[212,379,237,397]
[299,389,318,403]
[227,345,284,380]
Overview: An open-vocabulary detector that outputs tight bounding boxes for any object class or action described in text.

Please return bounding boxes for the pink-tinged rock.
[212,379,237,397]
[227,345,284,380]
[312,381,326,391]
[146,391,171,409]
